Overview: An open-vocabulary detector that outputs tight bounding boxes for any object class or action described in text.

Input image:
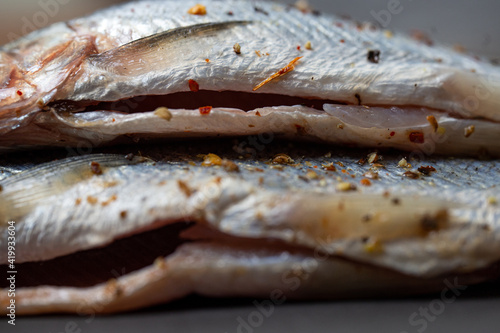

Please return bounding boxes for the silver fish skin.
[0,1,499,155]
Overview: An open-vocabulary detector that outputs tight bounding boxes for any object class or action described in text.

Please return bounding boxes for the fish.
[0,0,498,156]
[1,140,500,314]
[0,0,500,315]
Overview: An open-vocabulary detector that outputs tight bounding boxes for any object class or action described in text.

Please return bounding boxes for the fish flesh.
[0,0,499,155]
[0,0,500,315]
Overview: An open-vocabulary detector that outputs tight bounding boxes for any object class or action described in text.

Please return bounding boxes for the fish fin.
[0,35,97,134]
[87,21,252,76]
[0,154,147,224]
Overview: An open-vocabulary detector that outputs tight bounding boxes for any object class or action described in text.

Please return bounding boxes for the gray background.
[1,0,500,332]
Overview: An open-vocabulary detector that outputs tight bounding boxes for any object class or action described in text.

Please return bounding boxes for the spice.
[154,107,172,121]
[426,115,438,132]
[360,178,372,186]
[403,171,420,179]
[409,131,425,144]
[90,162,102,175]
[187,4,207,15]
[363,171,379,179]
[87,196,98,205]
[199,106,212,115]
[367,152,379,164]
[336,182,356,191]
[253,57,303,91]
[306,170,319,180]
[177,180,192,197]
[417,165,436,175]
[221,159,240,172]
[321,162,337,171]
[367,50,380,63]
[201,153,222,167]
[464,125,475,138]
[272,153,294,165]
[233,43,241,55]
[398,158,410,168]
[188,79,199,92]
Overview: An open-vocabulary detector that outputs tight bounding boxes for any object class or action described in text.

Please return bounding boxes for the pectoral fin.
[86,21,251,76]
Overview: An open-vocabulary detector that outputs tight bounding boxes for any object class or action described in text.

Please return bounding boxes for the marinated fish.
[0,140,499,314]
[0,0,500,315]
[0,0,498,155]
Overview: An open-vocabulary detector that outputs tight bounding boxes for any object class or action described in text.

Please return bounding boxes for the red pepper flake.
[188,79,199,92]
[199,106,212,115]
[360,178,372,186]
[253,56,303,91]
[297,45,301,51]
[255,111,262,117]
[417,165,436,175]
[409,131,425,144]
[390,131,395,137]
[335,22,343,28]
[205,58,210,63]
[16,90,23,96]
[340,39,345,43]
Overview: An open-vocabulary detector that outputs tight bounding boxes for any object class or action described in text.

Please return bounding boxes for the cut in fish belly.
[0,1,499,155]
[0,141,499,314]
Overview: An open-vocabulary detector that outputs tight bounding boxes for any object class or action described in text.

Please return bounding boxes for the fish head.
[0,32,98,134]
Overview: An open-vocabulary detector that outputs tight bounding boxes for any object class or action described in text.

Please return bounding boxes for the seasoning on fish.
[233,43,241,54]
[199,106,212,115]
[201,153,222,166]
[253,57,303,91]
[154,107,172,121]
[187,4,207,15]
[403,171,420,179]
[188,79,200,92]
[367,50,381,63]
[336,182,356,191]
[426,115,439,132]
[418,166,436,175]
[90,162,103,175]
[409,131,425,144]
[464,125,475,138]
[272,153,294,165]
[221,159,239,172]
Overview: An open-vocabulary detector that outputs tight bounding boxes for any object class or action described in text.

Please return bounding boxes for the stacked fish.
[0,1,499,314]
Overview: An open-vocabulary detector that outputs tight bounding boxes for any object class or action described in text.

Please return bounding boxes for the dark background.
[1,0,499,332]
